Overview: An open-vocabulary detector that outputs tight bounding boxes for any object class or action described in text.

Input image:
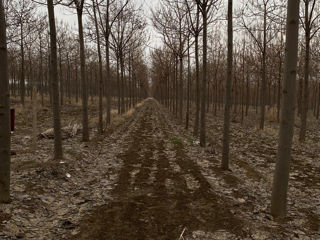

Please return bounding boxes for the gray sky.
[53,0,162,56]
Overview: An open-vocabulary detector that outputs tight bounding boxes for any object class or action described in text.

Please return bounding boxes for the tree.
[221,0,233,170]
[185,0,202,136]
[6,0,36,105]
[95,0,129,123]
[47,0,63,159]
[195,0,219,147]
[240,0,282,130]
[271,0,300,218]
[152,0,189,121]
[91,0,104,133]
[299,0,320,142]
[110,1,146,114]
[72,0,89,142]
[0,0,11,202]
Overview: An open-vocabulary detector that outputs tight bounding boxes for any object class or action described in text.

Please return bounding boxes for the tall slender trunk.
[77,6,89,142]
[117,56,120,114]
[193,8,200,136]
[277,51,282,123]
[20,23,25,105]
[59,48,63,106]
[271,0,300,218]
[93,0,104,133]
[260,6,267,130]
[120,53,125,114]
[299,1,310,142]
[47,0,63,159]
[179,54,183,121]
[186,37,191,130]
[200,7,207,147]
[106,1,111,125]
[0,0,11,202]
[222,0,233,170]
[39,35,44,106]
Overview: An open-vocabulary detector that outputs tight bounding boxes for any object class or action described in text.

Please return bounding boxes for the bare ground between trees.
[0,98,319,239]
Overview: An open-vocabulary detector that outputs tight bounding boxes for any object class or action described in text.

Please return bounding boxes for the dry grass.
[265,107,279,123]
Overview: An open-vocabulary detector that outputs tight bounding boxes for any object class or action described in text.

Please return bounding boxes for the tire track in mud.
[70,99,246,240]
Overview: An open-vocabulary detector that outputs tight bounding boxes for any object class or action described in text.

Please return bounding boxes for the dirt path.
[70,99,245,240]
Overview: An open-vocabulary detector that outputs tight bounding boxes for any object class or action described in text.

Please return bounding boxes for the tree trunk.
[193,19,200,136]
[271,0,300,218]
[120,53,125,114]
[200,6,207,147]
[277,52,282,123]
[20,24,25,106]
[299,1,310,142]
[222,0,233,170]
[93,0,103,133]
[186,36,191,130]
[179,54,183,121]
[0,0,11,202]
[105,1,111,125]
[47,0,63,159]
[59,48,63,106]
[260,6,267,130]
[117,56,120,114]
[77,6,89,142]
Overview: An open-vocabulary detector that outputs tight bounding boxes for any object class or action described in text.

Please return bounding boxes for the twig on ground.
[178,227,187,240]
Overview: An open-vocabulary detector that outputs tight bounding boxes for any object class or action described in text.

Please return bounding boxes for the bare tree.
[6,0,36,105]
[185,0,202,136]
[47,0,63,159]
[271,0,300,218]
[299,0,320,142]
[221,0,233,170]
[240,0,282,130]
[152,0,189,121]
[0,0,11,202]
[91,0,104,133]
[195,0,219,147]
[74,0,89,141]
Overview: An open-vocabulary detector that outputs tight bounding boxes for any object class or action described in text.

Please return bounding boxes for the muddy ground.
[0,98,319,239]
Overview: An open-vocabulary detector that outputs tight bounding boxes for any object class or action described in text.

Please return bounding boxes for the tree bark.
[259,5,267,130]
[222,0,233,170]
[200,5,207,147]
[93,0,104,133]
[0,0,11,202]
[76,4,89,142]
[186,36,191,130]
[193,6,200,137]
[20,23,25,106]
[47,0,63,159]
[299,0,310,142]
[105,0,111,125]
[271,0,300,218]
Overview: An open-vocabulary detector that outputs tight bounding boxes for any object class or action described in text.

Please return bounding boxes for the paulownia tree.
[221,0,233,170]
[194,0,220,147]
[240,0,284,130]
[299,0,320,142]
[271,0,300,218]
[0,0,11,202]
[47,0,63,159]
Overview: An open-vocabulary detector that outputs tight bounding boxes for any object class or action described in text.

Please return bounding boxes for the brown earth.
[70,99,246,240]
[1,98,319,239]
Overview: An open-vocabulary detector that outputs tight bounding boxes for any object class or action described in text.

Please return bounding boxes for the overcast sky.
[52,0,162,57]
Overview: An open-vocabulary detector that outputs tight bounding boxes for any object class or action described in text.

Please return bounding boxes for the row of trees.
[152,0,320,142]
[0,0,306,220]
[0,0,149,201]
[151,0,302,217]
[5,0,150,151]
